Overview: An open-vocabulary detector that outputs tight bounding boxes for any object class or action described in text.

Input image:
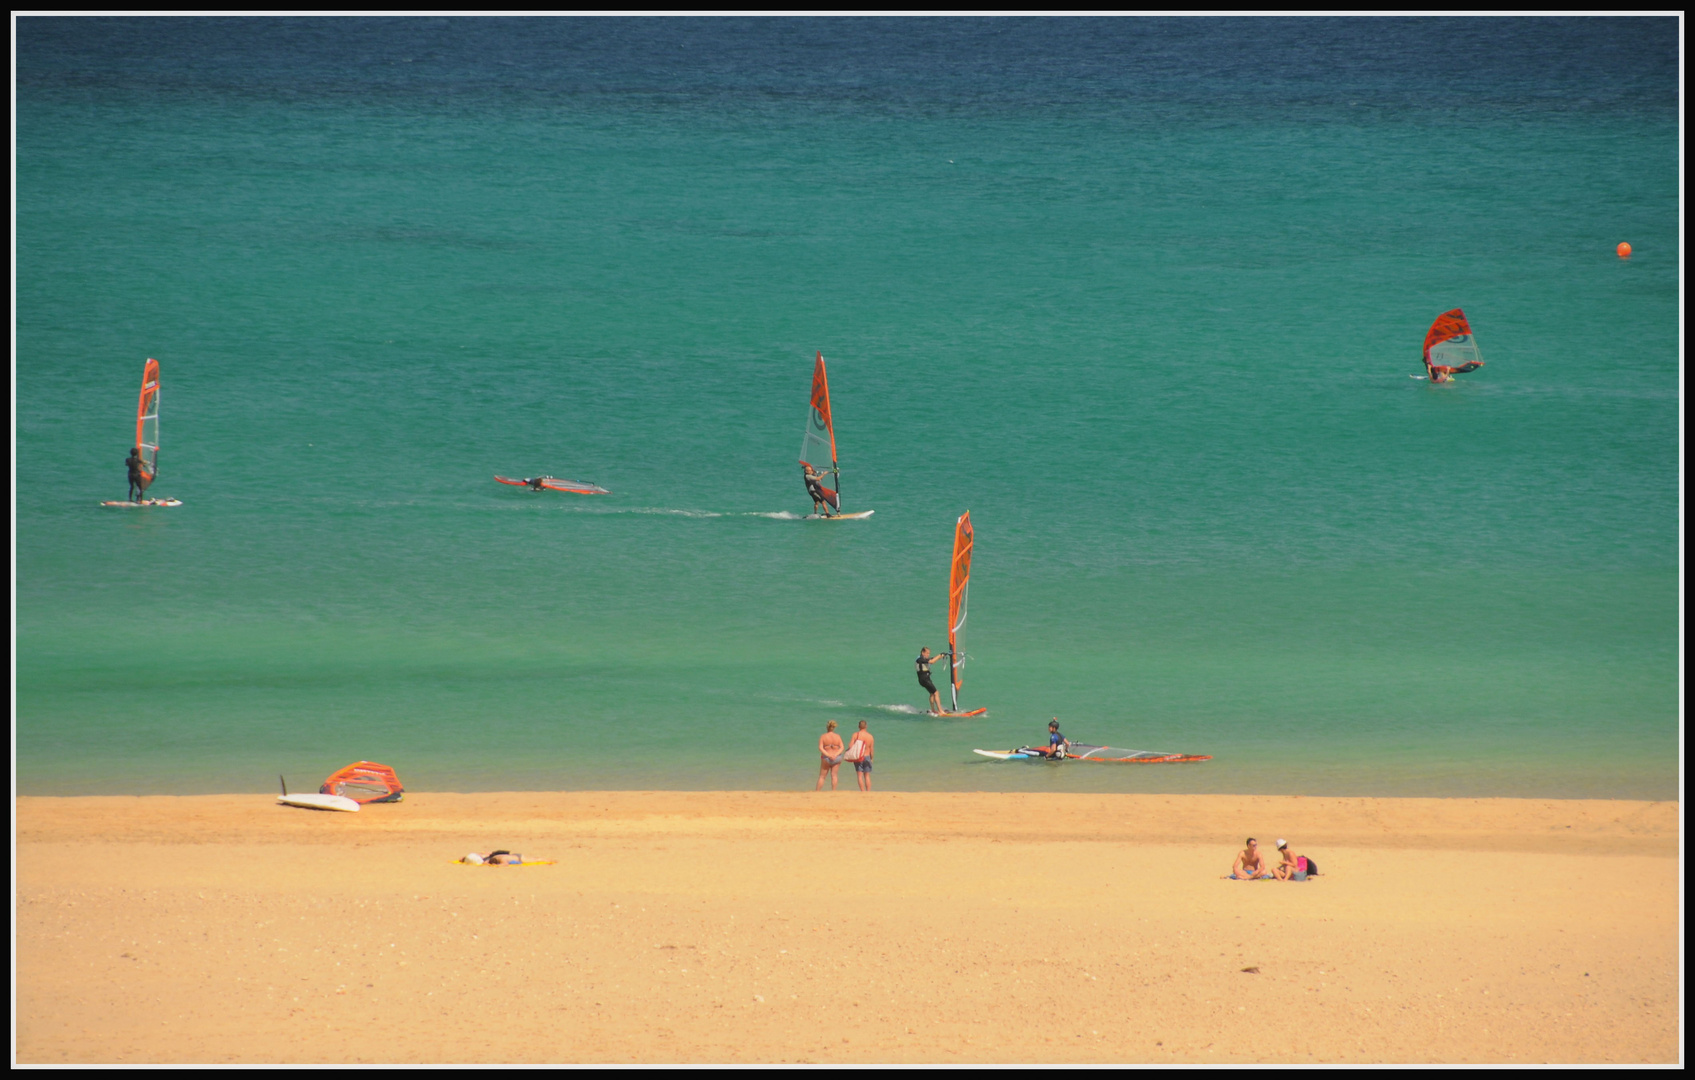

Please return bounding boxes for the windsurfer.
[525,476,548,491]
[915,647,947,714]
[802,463,836,517]
[1425,359,1479,383]
[125,446,148,502]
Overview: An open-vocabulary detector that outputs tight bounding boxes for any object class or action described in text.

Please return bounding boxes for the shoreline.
[16,792,1680,1063]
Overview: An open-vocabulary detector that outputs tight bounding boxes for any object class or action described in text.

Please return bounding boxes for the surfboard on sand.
[277,775,359,812]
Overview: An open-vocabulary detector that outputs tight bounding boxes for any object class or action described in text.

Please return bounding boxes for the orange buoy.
[1617,242,1632,258]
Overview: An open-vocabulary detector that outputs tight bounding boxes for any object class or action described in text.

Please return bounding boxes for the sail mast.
[947,511,973,712]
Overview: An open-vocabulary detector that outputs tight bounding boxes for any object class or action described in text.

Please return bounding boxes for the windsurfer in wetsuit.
[916,646,949,714]
[526,476,548,491]
[125,446,148,502]
[802,463,837,517]
[1027,719,1070,759]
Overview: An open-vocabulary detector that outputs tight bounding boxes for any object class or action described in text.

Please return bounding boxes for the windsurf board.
[101,499,182,507]
[278,793,360,812]
[804,510,875,520]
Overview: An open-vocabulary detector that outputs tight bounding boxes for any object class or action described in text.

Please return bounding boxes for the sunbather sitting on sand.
[462,850,523,865]
[1274,839,1300,880]
[1229,838,1275,879]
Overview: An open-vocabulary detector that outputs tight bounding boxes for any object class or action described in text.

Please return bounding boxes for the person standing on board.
[816,720,845,791]
[847,720,875,792]
[915,647,948,715]
[802,463,836,517]
[125,446,148,502]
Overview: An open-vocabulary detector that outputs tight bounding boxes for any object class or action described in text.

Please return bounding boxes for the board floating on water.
[804,510,875,521]
[101,498,182,508]
[934,708,988,717]
[495,475,611,495]
[975,744,1211,764]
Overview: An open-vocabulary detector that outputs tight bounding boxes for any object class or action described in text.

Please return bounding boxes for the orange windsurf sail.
[947,511,974,711]
[319,761,405,804]
[134,358,160,490]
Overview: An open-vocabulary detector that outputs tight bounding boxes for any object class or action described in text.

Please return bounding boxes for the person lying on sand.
[1229,838,1275,879]
[461,850,524,865]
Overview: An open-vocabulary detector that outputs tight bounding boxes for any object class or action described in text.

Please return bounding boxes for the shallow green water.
[16,18,1680,797]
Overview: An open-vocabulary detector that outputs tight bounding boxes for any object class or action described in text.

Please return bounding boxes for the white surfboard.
[804,510,875,520]
[973,749,1027,760]
[101,498,182,507]
[278,793,360,812]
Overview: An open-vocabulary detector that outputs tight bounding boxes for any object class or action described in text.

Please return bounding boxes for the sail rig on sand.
[940,510,987,716]
[799,352,873,520]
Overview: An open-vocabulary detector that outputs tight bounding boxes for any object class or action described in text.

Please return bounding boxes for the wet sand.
[14,791,1680,1064]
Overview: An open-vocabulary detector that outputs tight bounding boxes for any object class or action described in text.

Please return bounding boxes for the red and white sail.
[799,352,840,510]
[947,510,974,711]
[1423,309,1483,371]
[134,358,160,491]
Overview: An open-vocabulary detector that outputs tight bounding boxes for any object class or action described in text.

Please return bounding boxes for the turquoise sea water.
[15,18,1681,797]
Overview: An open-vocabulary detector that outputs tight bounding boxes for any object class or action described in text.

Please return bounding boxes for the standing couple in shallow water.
[816,719,875,791]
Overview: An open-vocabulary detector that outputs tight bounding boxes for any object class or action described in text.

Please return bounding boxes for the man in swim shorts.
[1230,838,1274,880]
[847,720,874,792]
[915,647,946,714]
[802,463,836,517]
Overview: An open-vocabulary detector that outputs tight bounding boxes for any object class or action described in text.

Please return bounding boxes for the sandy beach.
[14,791,1680,1065]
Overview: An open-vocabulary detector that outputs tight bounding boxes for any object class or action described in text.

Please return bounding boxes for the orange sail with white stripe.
[947,510,975,713]
[134,358,160,492]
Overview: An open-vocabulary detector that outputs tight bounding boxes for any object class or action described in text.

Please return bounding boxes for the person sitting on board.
[461,850,524,865]
[801,463,836,517]
[524,476,550,491]
[817,719,845,791]
[1229,838,1275,880]
[1025,719,1070,759]
[915,647,947,714]
[125,446,147,502]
